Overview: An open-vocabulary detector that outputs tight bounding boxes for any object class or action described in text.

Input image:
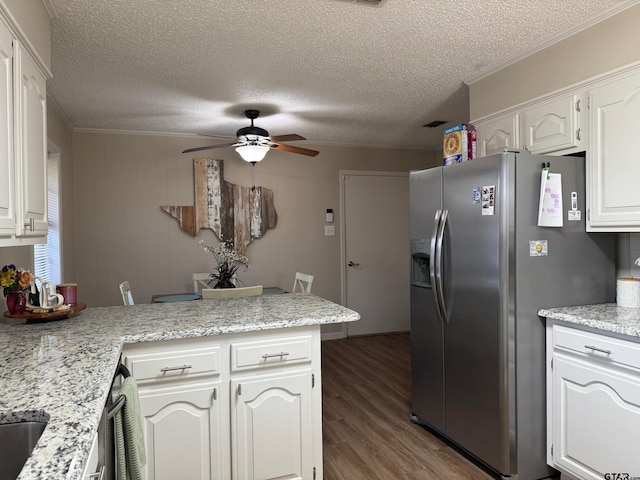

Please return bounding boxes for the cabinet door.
[523,94,584,154]
[552,354,640,480]
[138,381,227,480]
[476,113,519,157]
[0,21,14,237]
[232,371,314,480]
[13,41,47,238]
[588,70,640,231]
[81,433,102,480]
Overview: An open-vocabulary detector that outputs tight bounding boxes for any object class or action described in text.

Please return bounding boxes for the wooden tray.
[2,302,86,324]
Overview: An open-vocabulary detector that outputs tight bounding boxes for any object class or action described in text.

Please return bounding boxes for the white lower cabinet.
[232,371,313,480]
[138,381,226,480]
[122,325,322,480]
[546,321,640,480]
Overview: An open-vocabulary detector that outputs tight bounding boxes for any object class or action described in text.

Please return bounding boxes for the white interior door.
[342,172,410,336]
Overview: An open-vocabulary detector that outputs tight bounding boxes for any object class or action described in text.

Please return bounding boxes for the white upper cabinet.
[475,112,519,157]
[522,93,586,154]
[13,40,47,239]
[0,12,49,245]
[587,68,640,232]
[473,61,640,232]
[474,92,587,159]
[0,19,14,238]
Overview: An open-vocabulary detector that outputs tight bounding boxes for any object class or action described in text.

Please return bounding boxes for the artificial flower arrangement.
[1,264,33,314]
[1,264,32,296]
[199,238,249,288]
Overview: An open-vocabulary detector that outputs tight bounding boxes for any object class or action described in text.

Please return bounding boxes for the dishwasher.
[92,363,130,480]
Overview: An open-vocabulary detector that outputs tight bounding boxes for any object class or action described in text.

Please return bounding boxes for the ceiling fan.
[182,109,319,163]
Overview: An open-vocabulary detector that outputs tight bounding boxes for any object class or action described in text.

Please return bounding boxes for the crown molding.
[41,0,58,20]
[465,0,640,85]
[47,94,74,130]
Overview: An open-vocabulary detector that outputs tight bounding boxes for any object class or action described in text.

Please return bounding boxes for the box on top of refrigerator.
[443,124,476,165]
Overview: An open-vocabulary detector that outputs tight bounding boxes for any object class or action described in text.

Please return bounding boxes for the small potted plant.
[199,238,249,288]
[1,264,33,315]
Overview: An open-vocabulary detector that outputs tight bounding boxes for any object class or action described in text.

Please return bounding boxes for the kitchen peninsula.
[0,293,359,480]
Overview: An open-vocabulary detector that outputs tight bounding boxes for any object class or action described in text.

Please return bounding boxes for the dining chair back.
[119,281,134,306]
[292,272,314,294]
[192,273,212,293]
[202,285,263,299]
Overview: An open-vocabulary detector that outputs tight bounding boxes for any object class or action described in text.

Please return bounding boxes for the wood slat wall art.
[160,159,277,253]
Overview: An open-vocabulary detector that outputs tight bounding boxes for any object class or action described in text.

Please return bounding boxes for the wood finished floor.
[321,333,496,480]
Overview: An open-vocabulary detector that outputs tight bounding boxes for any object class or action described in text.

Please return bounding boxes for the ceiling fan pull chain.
[251,163,256,191]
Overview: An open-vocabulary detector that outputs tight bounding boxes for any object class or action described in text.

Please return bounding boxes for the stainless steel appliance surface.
[409,151,616,480]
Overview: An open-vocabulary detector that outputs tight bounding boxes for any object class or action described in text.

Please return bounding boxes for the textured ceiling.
[47,0,626,151]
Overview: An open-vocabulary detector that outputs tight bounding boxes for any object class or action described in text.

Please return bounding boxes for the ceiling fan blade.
[197,133,236,140]
[270,143,319,157]
[269,134,306,143]
[182,142,238,154]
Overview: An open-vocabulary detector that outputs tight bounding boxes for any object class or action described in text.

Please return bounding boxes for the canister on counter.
[56,283,78,306]
[616,276,640,308]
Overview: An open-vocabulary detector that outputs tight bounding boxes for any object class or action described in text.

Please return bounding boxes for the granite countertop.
[539,303,640,338]
[0,293,359,480]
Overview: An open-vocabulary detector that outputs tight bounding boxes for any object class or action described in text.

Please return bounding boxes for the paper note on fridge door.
[537,172,563,227]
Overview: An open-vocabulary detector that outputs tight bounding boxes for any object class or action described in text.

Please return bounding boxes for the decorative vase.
[214,280,235,289]
[6,290,27,315]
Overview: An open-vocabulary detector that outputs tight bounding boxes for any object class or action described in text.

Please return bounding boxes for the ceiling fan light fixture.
[235,144,270,163]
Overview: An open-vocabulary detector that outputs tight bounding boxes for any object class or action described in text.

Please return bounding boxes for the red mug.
[56,283,78,305]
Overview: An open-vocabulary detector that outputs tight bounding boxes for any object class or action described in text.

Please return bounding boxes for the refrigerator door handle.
[430,209,444,324]
[435,209,449,324]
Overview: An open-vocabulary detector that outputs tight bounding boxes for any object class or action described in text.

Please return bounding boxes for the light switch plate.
[325,225,335,236]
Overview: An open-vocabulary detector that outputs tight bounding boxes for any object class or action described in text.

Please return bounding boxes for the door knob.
[348,261,359,267]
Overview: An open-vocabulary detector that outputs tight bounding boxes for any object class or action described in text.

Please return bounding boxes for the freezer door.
[409,168,445,432]
[441,154,514,474]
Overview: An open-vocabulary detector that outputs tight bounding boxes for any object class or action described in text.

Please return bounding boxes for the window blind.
[34,154,61,284]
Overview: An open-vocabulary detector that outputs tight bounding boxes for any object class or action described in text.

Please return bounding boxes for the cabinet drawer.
[231,336,312,372]
[554,324,640,370]
[126,346,221,381]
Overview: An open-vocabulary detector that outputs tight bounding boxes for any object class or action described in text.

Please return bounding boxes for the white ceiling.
[47,0,626,151]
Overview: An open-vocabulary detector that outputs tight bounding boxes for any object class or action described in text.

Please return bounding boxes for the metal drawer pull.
[584,345,612,355]
[24,218,35,231]
[160,364,193,372]
[262,352,290,360]
[88,466,106,480]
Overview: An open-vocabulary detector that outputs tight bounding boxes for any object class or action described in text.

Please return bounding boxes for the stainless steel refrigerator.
[409,151,616,480]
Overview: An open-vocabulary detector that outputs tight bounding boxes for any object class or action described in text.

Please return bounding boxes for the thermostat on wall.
[326,209,334,223]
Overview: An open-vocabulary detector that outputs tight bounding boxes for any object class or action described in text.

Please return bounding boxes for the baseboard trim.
[321,331,345,341]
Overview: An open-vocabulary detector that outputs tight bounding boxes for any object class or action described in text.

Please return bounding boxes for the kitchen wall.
[620,233,640,278]
[0,0,51,70]
[1,113,434,337]
[71,131,434,326]
[468,1,640,276]
[468,2,640,120]
[48,104,76,283]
